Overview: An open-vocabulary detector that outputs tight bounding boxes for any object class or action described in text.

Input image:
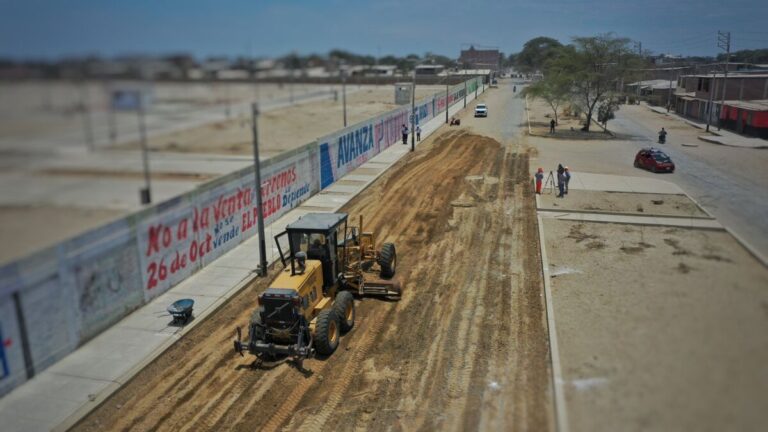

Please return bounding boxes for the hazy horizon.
[1,0,767,61]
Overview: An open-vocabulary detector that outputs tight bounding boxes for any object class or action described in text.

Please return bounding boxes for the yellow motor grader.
[234,212,400,366]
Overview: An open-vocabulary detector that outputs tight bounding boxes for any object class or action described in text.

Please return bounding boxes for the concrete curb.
[588,116,615,137]
[722,225,768,269]
[673,186,767,268]
[697,135,768,149]
[535,213,569,432]
[536,206,716,220]
[538,211,725,231]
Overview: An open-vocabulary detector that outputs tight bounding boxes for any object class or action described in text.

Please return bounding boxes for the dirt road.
[71,127,553,431]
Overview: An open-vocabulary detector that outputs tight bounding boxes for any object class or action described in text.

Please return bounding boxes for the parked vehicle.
[634,148,675,173]
[474,103,488,117]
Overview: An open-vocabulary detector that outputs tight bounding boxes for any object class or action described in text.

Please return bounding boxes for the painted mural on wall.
[0,77,485,398]
[319,108,409,189]
[0,297,25,397]
[21,273,80,372]
[0,323,9,381]
[71,237,143,341]
[138,153,315,298]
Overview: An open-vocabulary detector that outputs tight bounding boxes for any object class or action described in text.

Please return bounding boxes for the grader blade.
[361,278,402,298]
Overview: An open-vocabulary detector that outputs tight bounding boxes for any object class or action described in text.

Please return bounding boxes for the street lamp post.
[137,92,151,204]
[341,61,347,127]
[251,103,268,277]
[445,80,450,123]
[410,69,416,152]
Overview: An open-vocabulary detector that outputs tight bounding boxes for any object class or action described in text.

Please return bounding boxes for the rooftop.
[682,73,768,79]
[286,212,348,231]
[722,99,768,112]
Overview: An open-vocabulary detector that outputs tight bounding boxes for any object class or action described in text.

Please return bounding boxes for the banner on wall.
[319,108,409,189]
[138,153,315,299]
[318,78,482,189]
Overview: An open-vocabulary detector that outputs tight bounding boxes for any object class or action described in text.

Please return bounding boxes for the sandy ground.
[71,127,554,431]
[115,86,444,158]
[0,205,127,263]
[539,191,709,218]
[544,219,768,432]
[0,82,443,264]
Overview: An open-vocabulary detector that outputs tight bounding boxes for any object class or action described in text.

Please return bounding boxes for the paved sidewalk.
[538,210,723,230]
[646,104,768,149]
[0,87,483,432]
[536,172,720,229]
[560,171,684,194]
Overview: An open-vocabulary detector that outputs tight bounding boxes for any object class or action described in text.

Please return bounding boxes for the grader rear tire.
[333,291,355,333]
[315,309,340,356]
[378,243,397,279]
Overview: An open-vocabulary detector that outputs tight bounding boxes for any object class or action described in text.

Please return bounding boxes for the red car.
[634,148,675,173]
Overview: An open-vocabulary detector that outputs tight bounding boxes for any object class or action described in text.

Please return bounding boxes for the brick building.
[675,73,768,138]
[459,46,501,71]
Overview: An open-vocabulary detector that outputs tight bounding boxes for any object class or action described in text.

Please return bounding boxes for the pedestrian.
[535,167,544,194]
[416,125,422,142]
[557,170,566,198]
[564,166,571,194]
[557,164,564,177]
[402,124,408,145]
[550,119,556,134]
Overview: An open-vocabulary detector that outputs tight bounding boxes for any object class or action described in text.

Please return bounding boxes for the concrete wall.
[0,77,485,397]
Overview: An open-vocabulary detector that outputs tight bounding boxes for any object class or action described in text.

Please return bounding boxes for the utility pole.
[635,41,642,104]
[410,68,416,152]
[341,60,347,127]
[464,75,467,108]
[251,103,268,277]
[445,80,450,123]
[80,81,95,151]
[717,31,731,130]
[667,68,673,112]
[137,91,151,204]
[375,45,381,87]
[705,68,717,132]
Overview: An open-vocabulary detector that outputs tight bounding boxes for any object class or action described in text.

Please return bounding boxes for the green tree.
[597,97,620,131]
[524,72,571,124]
[548,34,642,132]
[516,37,563,73]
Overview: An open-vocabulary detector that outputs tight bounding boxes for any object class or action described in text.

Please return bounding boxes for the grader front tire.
[378,243,397,279]
[315,309,341,356]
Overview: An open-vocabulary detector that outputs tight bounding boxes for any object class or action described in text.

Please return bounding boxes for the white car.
[474,103,488,117]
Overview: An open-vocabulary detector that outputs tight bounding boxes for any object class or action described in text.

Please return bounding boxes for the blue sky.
[1,0,767,60]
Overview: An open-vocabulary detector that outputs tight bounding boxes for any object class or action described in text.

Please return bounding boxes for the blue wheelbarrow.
[167,298,194,325]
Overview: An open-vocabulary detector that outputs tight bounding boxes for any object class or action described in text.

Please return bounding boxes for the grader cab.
[234,213,399,366]
[275,213,400,298]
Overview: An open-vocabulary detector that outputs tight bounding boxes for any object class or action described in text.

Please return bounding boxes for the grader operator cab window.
[307,233,328,261]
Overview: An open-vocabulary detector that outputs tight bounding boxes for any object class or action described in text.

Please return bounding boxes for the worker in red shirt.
[535,168,544,194]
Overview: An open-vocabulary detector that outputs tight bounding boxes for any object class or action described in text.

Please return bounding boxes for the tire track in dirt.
[295,302,393,431]
[460,151,519,431]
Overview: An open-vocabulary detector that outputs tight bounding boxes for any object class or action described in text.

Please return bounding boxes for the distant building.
[415,64,444,76]
[459,46,501,71]
[367,65,397,77]
[674,73,768,138]
[626,79,677,107]
[449,69,493,83]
